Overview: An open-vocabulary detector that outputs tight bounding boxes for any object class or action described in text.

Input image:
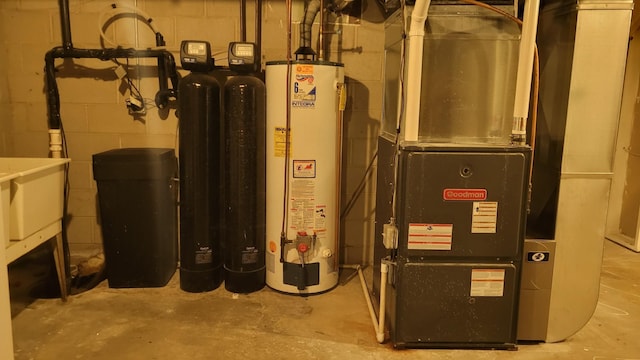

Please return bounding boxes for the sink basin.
[0,158,70,246]
[0,172,19,247]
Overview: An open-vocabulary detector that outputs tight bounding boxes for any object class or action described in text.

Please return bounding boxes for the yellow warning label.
[337,83,347,111]
[274,126,292,157]
[295,64,314,75]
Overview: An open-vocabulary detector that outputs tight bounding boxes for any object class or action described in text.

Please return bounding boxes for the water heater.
[265,60,345,294]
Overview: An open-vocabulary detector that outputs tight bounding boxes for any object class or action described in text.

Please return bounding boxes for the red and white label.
[472,201,498,234]
[407,223,453,251]
[470,269,505,297]
[443,188,487,201]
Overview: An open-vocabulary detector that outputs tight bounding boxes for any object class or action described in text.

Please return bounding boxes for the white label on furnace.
[470,269,505,297]
[407,223,453,251]
[472,201,498,234]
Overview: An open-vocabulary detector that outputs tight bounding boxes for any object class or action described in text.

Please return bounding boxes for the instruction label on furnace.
[470,269,505,297]
[292,65,316,108]
[472,201,498,234]
[407,223,453,251]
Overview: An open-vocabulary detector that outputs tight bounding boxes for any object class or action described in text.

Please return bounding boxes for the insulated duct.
[297,0,321,57]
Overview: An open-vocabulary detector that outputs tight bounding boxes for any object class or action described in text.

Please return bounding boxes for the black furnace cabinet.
[373,138,530,349]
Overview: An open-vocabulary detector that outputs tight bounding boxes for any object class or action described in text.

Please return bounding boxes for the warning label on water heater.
[292,65,316,108]
[470,269,505,297]
[274,127,292,157]
[293,160,316,178]
[290,179,316,233]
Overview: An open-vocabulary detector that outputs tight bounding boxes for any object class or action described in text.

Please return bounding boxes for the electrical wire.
[112,58,146,111]
[58,119,72,292]
[280,0,295,255]
[340,151,378,219]
[388,0,409,225]
[98,2,161,49]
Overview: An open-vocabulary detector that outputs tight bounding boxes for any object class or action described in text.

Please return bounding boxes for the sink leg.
[51,231,67,301]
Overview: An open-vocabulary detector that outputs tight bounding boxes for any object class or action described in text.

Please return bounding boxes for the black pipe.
[154,33,171,109]
[256,0,262,70]
[58,0,73,51]
[44,47,179,129]
[240,0,247,41]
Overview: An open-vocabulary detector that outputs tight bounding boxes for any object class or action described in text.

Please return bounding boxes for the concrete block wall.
[0,0,384,265]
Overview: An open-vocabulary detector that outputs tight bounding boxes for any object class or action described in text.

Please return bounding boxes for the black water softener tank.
[178,40,224,292]
[223,42,266,293]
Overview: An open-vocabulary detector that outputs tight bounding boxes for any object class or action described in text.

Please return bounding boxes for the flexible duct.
[300,0,321,51]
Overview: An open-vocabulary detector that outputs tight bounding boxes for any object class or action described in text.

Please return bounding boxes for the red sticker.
[443,188,487,201]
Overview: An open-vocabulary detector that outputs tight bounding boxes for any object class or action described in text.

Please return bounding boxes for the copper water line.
[319,0,325,60]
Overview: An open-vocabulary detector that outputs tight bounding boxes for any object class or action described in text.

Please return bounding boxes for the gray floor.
[10,240,640,359]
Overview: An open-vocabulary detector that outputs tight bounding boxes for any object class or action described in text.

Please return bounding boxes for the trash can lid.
[93,148,176,180]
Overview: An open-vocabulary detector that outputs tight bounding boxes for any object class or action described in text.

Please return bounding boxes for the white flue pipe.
[403,0,432,142]
[512,0,540,143]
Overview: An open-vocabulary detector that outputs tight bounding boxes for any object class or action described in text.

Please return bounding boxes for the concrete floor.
[9,239,640,359]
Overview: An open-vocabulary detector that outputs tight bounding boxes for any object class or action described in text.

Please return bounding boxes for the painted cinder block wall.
[0,0,385,265]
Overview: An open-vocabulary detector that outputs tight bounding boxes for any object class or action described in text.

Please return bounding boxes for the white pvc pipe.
[377,262,388,343]
[512,0,540,141]
[49,129,62,158]
[356,262,388,344]
[403,0,432,142]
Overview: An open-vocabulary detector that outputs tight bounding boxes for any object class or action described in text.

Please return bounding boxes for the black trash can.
[93,148,178,288]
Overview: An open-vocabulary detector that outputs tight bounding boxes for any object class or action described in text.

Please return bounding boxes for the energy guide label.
[470,269,505,297]
[407,223,453,251]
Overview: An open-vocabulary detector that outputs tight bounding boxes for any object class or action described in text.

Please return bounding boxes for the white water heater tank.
[265,60,345,294]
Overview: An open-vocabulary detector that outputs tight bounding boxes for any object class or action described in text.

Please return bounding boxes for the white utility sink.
[0,157,70,247]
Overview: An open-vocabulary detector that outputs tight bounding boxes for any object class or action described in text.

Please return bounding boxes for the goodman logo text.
[443,188,487,201]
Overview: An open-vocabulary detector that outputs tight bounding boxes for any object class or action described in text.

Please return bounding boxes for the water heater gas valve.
[295,232,316,254]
